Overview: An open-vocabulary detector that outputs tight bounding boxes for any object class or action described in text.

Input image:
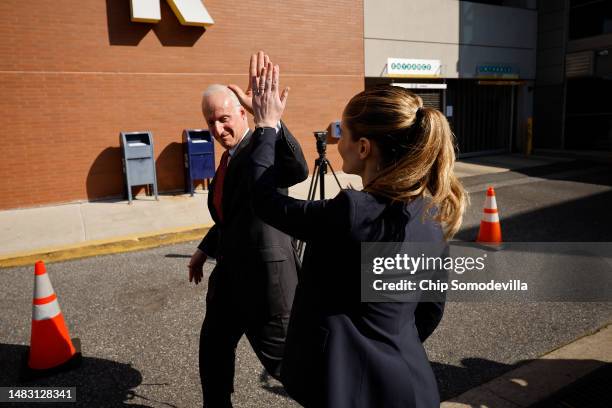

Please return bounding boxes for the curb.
[0,225,212,268]
[441,323,612,407]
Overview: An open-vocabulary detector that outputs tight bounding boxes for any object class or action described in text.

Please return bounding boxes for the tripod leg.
[310,165,321,201]
[319,163,326,200]
[326,161,343,190]
[298,163,320,257]
[307,163,319,201]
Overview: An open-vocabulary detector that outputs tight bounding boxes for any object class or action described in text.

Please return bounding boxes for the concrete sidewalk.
[0,154,572,266]
[0,172,361,266]
[442,323,612,407]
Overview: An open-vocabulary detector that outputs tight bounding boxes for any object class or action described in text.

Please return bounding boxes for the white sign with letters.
[387,58,441,77]
[391,83,447,90]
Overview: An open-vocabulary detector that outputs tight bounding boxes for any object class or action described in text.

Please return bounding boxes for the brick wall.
[0,0,364,209]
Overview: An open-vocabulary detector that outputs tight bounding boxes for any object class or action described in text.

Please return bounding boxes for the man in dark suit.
[188,82,308,408]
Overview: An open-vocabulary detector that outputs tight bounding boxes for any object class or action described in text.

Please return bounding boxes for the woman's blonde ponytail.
[343,86,467,239]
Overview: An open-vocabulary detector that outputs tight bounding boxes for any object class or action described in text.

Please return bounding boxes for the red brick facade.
[0,0,363,209]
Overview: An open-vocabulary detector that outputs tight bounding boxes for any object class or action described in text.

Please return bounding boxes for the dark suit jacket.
[198,123,308,316]
[249,127,445,408]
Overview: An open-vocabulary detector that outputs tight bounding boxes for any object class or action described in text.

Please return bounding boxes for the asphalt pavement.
[0,161,611,407]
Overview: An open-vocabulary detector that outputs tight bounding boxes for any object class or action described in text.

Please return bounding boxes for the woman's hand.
[251,58,289,128]
[228,51,270,115]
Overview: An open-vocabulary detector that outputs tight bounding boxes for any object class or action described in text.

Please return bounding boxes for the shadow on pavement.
[456,190,612,242]
[530,363,612,408]
[458,155,567,171]
[434,357,610,403]
[164,254,192,259]
[0,343,152,407]
[460,160,612,189]
[513,161,611,186]
[256,356,611,405]
[434,358,512,400]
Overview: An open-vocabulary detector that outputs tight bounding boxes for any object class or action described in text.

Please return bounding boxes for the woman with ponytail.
[247,55,466,408]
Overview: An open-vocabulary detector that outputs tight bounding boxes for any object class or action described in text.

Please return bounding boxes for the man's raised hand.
[228,51,270,114]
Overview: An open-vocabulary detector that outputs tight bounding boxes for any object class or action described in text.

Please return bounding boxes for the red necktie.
[213,150,229,222]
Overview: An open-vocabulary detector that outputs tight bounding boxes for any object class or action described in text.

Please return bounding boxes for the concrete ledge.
[0,225,211,268]
[442,323,612,407]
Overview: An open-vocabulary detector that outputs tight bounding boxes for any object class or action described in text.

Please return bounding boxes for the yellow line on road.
[0,225,212,268]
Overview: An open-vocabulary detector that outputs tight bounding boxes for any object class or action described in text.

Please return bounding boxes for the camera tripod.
[297,131,343,258]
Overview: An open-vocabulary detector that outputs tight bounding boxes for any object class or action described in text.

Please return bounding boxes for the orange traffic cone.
[26,261,81,377]
[476,187,503,244]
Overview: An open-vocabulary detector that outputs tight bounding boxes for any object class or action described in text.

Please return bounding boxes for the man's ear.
[358,137,371,160]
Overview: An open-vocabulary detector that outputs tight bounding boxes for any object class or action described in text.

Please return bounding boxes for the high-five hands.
[228,51,289,120]
[251,54,289,128]
[228,51,270,114]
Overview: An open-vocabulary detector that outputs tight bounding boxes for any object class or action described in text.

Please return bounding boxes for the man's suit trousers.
[199,260,291,408]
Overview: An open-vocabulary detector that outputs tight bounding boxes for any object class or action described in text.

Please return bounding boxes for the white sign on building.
[391,83,447,90]
[130,0,214,27]
[387,58,441,77]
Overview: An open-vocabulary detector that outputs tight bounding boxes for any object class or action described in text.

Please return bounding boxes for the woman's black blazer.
[250,127,445,408]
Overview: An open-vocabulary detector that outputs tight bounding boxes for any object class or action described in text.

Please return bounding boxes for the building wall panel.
[0,0,364,209]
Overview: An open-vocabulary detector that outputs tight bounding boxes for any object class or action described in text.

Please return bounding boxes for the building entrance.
[449,80,517,157]
[366,78,518,157]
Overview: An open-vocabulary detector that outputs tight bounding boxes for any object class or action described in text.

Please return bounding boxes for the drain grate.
[529,363,612,408]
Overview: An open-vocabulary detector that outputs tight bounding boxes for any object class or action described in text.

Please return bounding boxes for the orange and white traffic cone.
[476,187,503,245]
[26,261,81,377]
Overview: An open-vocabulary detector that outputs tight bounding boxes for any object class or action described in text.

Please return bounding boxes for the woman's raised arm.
[249,55,352,241]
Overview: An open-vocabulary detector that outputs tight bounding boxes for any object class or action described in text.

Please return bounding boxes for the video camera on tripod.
[313,119,342,152]
[308,128,343,201]
[298,127,344,257]
[314,131,328,156]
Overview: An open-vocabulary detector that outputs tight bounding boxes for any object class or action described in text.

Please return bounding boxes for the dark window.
[569,0,612,40]
[565,77,612,150]
[460,0,536,9]
[464,0,504,5]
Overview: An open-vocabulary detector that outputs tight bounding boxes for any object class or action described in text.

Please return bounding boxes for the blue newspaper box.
[183,129,215,195]
[120,131,159,204]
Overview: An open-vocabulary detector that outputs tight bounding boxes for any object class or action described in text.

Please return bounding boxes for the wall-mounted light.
[597,50,609,57]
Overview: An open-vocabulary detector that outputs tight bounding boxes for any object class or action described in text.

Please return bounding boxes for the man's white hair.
[202,84,241,112]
